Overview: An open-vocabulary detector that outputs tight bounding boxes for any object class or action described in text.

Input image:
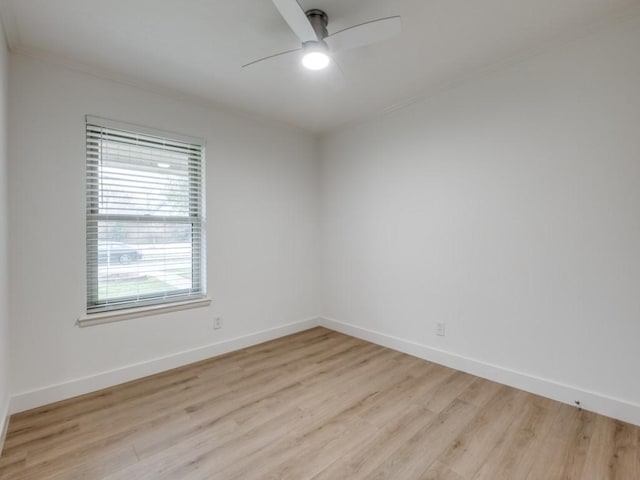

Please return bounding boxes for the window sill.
[77,297,212,328]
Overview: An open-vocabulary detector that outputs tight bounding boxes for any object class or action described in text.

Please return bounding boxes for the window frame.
[85,116,206,316]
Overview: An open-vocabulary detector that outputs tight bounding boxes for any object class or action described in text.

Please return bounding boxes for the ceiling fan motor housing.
[243,1,402,70]
[305,9,329,40]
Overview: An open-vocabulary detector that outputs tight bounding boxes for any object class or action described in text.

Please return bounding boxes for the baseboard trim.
[10,317,321,414]
[10,316,639,427]
[319,317,640,427]
[0,399,9,456]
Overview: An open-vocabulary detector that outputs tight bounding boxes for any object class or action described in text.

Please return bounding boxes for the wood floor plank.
[419,461,465,480]
[1,327,638,480]
[637,426,640,476]
[206,351,417,479]
[366,399,481,480]
[525,404,596,480]
[311,404,437,480]
[421,370,476,414]
[436,386,529,478]
[557,408,597,479]
[581,415,638,480]
[111,342,385,478]
[471,395,556,479]
[456,377,504,408]
[248,414,378,480]
[0,450,27,478]
[111,338,399,479]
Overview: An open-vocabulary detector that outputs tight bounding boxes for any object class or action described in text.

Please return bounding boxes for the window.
[86,116,205,314]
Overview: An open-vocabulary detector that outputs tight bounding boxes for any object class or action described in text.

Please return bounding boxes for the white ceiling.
[1,0,637,134]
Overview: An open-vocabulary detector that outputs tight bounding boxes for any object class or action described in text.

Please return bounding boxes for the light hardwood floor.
[0,327,638,479]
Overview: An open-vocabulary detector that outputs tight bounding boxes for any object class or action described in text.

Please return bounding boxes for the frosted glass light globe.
[302,51,330,70]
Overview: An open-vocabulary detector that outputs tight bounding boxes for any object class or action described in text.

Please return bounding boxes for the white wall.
[8,54,320,411]
[321,17,640,424]
[0,22,9,432]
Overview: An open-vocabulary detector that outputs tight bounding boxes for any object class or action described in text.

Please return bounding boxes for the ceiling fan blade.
[272,0,319,43]
[326,16,402,52]
[242,48,301,68]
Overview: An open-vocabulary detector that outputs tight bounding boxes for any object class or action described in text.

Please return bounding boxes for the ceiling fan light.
[302,51,330,70]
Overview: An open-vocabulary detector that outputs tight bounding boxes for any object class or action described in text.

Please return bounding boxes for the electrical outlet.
[436,322,446,337]
[214,316,222,330]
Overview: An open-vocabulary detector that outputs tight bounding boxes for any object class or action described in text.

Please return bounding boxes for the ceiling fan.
[243,0,402,71]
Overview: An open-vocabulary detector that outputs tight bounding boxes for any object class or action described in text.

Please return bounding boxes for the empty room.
[0,0,639,478]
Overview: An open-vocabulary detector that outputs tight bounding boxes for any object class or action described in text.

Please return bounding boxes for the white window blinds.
[86,117,205,313]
